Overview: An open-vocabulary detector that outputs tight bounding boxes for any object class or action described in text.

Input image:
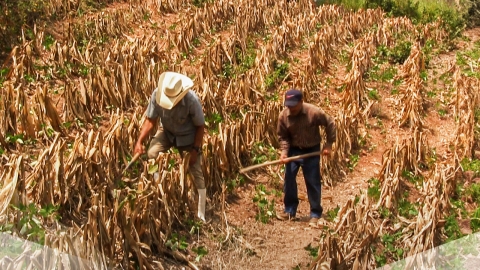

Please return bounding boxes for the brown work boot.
[308,217,319,227]
[276,212,295,221]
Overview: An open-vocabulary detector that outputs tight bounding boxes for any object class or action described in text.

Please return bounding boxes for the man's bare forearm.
[136,118,156,146]
[193,125,205,148]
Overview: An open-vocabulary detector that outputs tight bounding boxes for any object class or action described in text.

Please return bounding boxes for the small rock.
[459,219,472,235]
[464,171,475,182]
[474,150,480,160]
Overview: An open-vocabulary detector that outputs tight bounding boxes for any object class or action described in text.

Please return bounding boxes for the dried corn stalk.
[452,67,479,160]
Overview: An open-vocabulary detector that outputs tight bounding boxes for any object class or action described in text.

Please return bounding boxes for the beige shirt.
[277,103,336,155]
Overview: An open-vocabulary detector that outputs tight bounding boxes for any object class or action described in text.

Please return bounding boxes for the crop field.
[0,0,480,269]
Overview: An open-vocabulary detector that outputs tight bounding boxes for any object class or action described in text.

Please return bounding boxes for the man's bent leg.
[188,154,206,221]
[303,155,323,218]
[147,128,173,159]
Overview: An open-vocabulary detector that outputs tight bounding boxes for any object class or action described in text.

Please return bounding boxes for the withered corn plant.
[452,67,479,161]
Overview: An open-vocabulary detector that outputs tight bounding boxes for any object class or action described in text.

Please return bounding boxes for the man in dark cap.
[276,89,336,227]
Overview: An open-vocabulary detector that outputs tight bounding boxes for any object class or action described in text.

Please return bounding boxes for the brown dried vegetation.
[0,0,479,269]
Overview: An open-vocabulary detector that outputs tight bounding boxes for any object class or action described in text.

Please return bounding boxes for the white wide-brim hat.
[156,72,194,110]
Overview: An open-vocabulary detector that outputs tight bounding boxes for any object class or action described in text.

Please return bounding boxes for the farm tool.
[111,152,142,189]
[239,151,322,173]
[122,152,142,175]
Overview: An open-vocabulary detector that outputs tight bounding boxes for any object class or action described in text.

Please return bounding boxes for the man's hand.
[279,152,288,164]
[322,144,332,156]
[134,143,145,156]
[134,117,156,157]
[189,149,198,166]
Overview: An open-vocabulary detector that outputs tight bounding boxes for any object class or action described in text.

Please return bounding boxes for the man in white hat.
[134,71,207,221]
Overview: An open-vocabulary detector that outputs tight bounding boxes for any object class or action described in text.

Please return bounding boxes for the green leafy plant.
[471,207,480,233]
[367,178,381,201]
[42,34,55,50]
[5,203,60,245]
[401,170,423,186]
[437,108,447,117]
[0,68,9,87]
[226,175,245,192]
[165,233,188,251]
[252,184,275,223]
[187,219,202,235]
[251,142,277,164]
[347,154,359,171]
[264,61,289,90]
[325,205,340,221]
[460,158,480,177]
[304,243,319,258]
[192,246,208,261]
[368,89,380,100]
[205,112,223,134]
[381,231,404,261]
[379,206,391,218]
[220,62,234,79]
[444,214,463,242]
[465,183,480,204]
[398,196,418,218]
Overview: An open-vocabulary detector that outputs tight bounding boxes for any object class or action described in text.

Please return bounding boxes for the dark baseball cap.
[284,89,303,107]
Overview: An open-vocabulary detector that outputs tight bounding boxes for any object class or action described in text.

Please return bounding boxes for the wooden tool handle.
[239,151,322,173]
[122,152,142,174]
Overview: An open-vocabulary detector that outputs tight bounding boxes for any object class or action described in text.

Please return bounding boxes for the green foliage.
[368,64,397,82]
[373,230,404,267]
[368,178,381,201]
[220,63,234,79]
[219,42,256,79]
[374,252,387,267]
[165,233,188,251]
[252,184,275,223]
[5,133,26,145]
[456,41,480,78]
[4,203,60,245]
[368,89,380,100]
[192,246,208,262]
[398,196,418,218]
[251,142,277,164]
[318,0,465,39]
[0,0,49,47]
[465,183,480,204]
[0,68,9,87]
[471,207,480,232]
[225,175,245,192]
[437,108,447,116]
[420,4,465,40]
[265,92,279,101]
[347,154,360,171]
[325,205,340,221]
[390,40,412,64]
[444,214,463,242]
[205,112,223,134]
[236,43,256,74]
[401,170,423,186]
[379,206,391,218]
[460,158,480,177]
[304,243,319,258]
[264,61,289,90]
[381,231,404,261]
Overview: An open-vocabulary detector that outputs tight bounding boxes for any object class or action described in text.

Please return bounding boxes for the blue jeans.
[283,145,323,218]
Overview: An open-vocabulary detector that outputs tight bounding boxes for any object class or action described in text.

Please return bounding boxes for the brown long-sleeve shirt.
[277,103,336,155]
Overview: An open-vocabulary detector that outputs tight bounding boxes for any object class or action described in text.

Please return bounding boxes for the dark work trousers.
[283,144,323,218]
